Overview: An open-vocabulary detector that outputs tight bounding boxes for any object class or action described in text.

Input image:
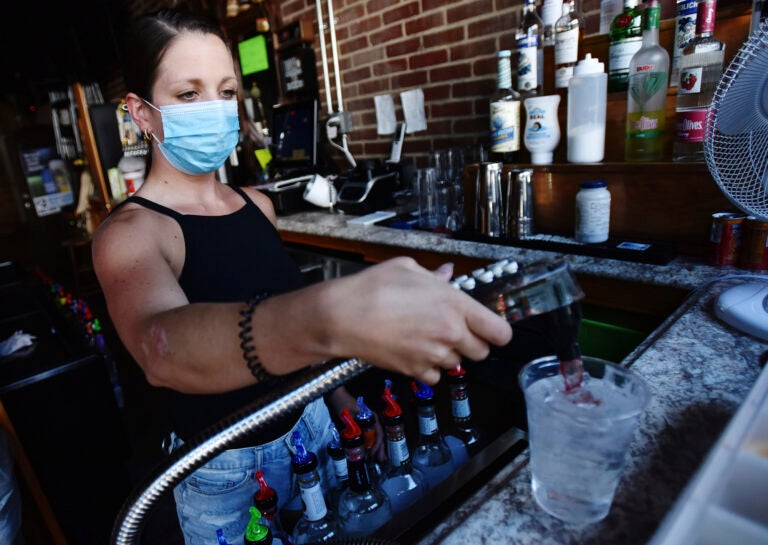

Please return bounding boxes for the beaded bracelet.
[238,293,273,382]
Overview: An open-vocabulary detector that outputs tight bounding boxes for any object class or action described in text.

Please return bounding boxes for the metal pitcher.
[505,168,534,239]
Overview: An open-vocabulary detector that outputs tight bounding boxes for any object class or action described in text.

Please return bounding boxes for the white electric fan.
[705,20,768,340]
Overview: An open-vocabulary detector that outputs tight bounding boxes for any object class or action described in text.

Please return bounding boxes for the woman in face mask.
[93,8,511,544]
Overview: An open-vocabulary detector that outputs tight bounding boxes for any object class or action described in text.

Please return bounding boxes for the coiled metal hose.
[111,357,371,545]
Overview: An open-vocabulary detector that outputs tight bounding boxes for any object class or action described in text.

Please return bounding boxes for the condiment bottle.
[575,180,611,243]
[567,54,607,163]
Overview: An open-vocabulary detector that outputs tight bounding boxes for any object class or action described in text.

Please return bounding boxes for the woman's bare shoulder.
[239,185,278,225]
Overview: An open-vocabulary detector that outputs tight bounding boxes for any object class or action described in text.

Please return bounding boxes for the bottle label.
[300,482,328,521]
[608,38,643,76]
[576,193,611,236]
[555,66,575,88]
[418,413,438,435]
[452,398,471,418]
[628,69,668,114]
[555,27,579,65]
[696,0,717,35]
[671,0,698,80]
[678,66,702,93]
[675,108,707,142]
[516,38,539,92]
[626,110,666,138]
[490,101,521,152]
[387,437,410,467]
[332,457,348,481]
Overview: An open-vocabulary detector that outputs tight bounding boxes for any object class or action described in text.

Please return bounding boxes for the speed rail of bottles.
[110,356,371,545]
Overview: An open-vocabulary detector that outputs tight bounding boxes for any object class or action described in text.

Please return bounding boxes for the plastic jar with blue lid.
[575,179,611,243]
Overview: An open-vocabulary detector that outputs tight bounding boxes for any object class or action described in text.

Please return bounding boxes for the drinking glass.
[519,355,650,524]
[417,167,448,230]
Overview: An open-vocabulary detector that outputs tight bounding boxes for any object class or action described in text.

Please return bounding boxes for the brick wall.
[272,0,607,167]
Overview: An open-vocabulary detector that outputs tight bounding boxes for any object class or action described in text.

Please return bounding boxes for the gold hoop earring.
[143,128,152,142]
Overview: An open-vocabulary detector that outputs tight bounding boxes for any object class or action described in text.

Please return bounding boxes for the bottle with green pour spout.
[337,407,392,537]
[290,431,339,545]
[379,380,428,513]
[245,506,272,545]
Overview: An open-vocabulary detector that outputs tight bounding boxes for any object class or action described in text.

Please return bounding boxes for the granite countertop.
[277,211,768,291]
[413,277,768,545]
[277,212,768,544]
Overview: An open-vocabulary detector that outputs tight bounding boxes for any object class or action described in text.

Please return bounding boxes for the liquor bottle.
[253,470,291,545]
[447,364,480,448]
[337,408,392,538]
[672,0,725,162]
[671,0,699,88]
[516,0,545,97]
[410,380,454,486]
[325,422,348,511]
[542,0,565,46]
[624,0,670,162]
[490,50,521,163]
[354,396,382,484]
[289,431,339,545]
[379,381,428,513]
[607,0,643,92]
[554,0,585,89]
[253,0,271,33]
[245,506,273,545]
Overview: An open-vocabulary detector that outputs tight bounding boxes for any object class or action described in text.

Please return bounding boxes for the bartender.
[92,7,512,544]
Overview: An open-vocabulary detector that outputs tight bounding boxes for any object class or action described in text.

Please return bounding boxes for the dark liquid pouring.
[549,302,599,405]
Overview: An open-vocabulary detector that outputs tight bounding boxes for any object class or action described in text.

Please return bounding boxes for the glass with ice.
[519,355,650,524]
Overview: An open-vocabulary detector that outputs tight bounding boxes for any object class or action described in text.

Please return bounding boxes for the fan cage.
[704,20,768,221]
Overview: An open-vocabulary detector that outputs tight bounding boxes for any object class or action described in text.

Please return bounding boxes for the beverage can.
[708,212,746,266]
[739,216,768,270]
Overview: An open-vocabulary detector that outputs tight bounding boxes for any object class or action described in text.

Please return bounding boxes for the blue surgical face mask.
[145,99,240,176]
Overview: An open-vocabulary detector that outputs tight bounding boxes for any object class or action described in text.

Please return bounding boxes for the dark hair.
[123,8,228,101]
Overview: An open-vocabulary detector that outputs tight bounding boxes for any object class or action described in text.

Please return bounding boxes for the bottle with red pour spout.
[447,363,480,448]
[253,470,291,545]
[337,408,392,538]
[379,380,428,513]
[354,396,383,484]
[410,380,454,486]
[289,431,339,545]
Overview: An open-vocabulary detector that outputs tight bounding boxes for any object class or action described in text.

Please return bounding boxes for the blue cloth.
[0,428,21,545]
[171,398,336,545]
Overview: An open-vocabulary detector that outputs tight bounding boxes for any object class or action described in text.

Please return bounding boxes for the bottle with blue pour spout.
[325,422,348,513]
[290,431,339,545]
[337,407,392,537]
[380,380,428,513]
[410,380,455,486]
[354,396,383,484]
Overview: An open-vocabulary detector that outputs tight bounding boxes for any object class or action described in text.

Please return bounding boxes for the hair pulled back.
[123,8,227,101]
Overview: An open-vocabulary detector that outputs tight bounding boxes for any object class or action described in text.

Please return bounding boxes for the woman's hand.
[315,257,513,384]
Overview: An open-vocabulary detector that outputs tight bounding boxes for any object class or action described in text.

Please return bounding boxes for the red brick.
[423,84,451,101]
[473,56,498,77]
[370,25,404,45]
[430,62,472,83]
[366,0,395,15]
[404,13,446,35]
[349,14,382,36]
[358,78,392,95]
[386,37,421,58]
[340,36,369,56]
[383,2,421,25]
[343,66,372,84]
[410,50,449,69]
[450,37,498,62]
[392,69,429,88]
[423,27,465,49]
[467,12,517,38]
[337,3,367,23]
[446,1,492,24]
[373,58,408,76]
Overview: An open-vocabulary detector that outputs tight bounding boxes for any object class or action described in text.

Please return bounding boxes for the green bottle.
[608,0,644,92]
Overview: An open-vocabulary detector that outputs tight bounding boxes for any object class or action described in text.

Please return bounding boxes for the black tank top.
[113,184,304,441]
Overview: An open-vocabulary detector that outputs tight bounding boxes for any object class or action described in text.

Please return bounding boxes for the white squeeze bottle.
[567,54,607,163]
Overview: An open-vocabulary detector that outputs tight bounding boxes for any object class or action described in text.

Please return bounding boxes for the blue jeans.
[0,428,21,545]
[170,398,336,545]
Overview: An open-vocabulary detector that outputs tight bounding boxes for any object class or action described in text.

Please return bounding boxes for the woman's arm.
[93,210,512,394]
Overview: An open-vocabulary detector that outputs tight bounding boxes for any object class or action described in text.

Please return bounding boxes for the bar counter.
[277,211,768,544]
